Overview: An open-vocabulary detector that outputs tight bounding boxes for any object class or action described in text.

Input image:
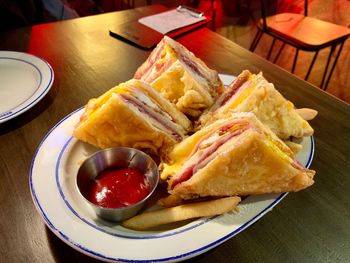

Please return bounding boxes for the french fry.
[296,108,318,121]
[284,141,303,155]
[157,194,184,208]
[122,196,241,230]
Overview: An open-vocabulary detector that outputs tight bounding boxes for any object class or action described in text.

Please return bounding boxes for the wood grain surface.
[0,4,349,263]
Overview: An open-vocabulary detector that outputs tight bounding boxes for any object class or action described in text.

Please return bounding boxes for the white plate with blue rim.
[0,51,54,123]
[30,74,314,262]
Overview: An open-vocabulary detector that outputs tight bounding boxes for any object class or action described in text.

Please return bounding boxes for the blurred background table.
[0,4,350,263]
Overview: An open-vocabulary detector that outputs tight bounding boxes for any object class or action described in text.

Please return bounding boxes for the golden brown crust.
[151,61,217,117]
[130,79,192,132]
[157,194,184,208]
[73,79,195,155]
[284,141,303,155]
[197,72,314,139]
[73,94,177,154]
[235,83,314,139]
[135,36,223,118]
[171,131,315,198]
[162,113,296,182]
[163,36,224,97]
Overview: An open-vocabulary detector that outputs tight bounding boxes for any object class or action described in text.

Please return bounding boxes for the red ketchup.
[88,167,150,208]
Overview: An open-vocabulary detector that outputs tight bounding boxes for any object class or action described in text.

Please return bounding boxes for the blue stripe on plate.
[0,52,53,121]
[55,136,216,239]
[30,108,314,262]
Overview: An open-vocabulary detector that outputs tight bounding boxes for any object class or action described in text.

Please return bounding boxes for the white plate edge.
[0,51,54,123]
[28,74,315,262]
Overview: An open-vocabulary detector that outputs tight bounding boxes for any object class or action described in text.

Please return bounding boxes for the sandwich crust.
[234,82,314,139]
[73,94,176,153]
[198,71,314,139]
[151,61,216,117]
[135,36,223,117]
[170,131,315,199]
[162,113,315,199]
[73,79,191,154]
[162,112,295,180]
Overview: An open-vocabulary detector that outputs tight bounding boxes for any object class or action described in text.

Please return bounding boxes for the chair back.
[260,0,308,32]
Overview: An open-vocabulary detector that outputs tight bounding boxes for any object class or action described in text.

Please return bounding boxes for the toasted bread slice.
[73,79,192,154]
[162,113,315,199]
[135,36,223,117]
[198,70,314,139]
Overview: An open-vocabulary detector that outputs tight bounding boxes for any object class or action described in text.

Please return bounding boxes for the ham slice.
[209,71,251,112]
[120,93,183,142]
[170,123,252,189]
[135,37,215,87]
[134,40,166,81]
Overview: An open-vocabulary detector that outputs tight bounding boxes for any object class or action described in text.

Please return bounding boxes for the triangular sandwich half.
[162,112,315,199]
[197,70,314,139]
[73,79,192,154]
[134,36,223,117]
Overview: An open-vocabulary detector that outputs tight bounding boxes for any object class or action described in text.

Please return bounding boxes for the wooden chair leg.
[305,50,319,81]
[267,37,276,60]
[322,41,345,90]
[273,42,285,63]
[291,48,299,74]
[249,30,263,52]
[320,45,336,89]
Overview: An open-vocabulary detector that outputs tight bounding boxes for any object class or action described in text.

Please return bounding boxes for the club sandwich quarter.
[162,113,315,200]
[73,79,192,154]
[198,70,315,140]
[70,36,318,230]
[134,36,224,117]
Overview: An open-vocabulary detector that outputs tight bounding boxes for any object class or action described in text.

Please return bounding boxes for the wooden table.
[1,4,350,263]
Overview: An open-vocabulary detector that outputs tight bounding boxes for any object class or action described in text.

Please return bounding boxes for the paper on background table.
[138,9,206,34]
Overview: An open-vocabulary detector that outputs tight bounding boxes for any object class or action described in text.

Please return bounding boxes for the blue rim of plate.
[29,108,315,262]
[56,135,216,240]
[0,51,54,123]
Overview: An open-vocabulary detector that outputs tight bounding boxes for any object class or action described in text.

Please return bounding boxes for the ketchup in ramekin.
[87,167,150,209]
[76,147,159,222]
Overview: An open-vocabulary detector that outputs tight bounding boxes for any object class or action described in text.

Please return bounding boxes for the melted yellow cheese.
[162,134,291,181]
[161,134,202,180]
[161,121,250,180]
[222,77,256,112]
[264,138,291,164]
[80,78,155,126]
[161,119,292,181]
[157,45,177,65]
